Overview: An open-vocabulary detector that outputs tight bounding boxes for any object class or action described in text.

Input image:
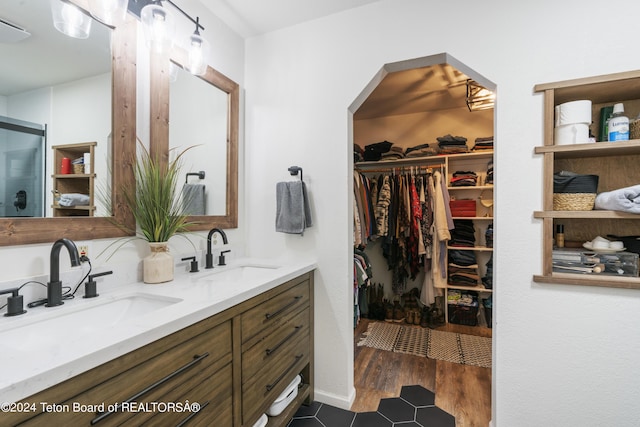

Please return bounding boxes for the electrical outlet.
[78,244,89,258]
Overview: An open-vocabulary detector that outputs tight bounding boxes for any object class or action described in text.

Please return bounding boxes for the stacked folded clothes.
[450,170,478,187]
[447,289,479,306]
[448,248,477,266]
[437,134,468,154]
[449,220,476,247]
[473,136,494,151]
[485,160,494,185]
[448,264,480,287]
[380,146,405,161]
[363,140,393,161]
[354,144,364,163]
[404,143,440,158]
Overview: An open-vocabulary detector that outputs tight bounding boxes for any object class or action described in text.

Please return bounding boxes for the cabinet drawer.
[21,320,231,426]
[242,333,310,423]
[242,307,309,381]
[143,362,233,427]
[241,279,309,344]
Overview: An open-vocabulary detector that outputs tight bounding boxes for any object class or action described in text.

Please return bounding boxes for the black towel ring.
[185,171,205,184]
[288,166,303,182]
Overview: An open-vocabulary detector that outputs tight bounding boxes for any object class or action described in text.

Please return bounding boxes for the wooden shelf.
[452,216,494,220]
[534,210,640,219]
[534,71,640,288]
[447,246,493,252]
[447,284,493,293]
[448,185,494,191]
[51,142,95,217]
[534,139,640,158]
[533,273,640,290]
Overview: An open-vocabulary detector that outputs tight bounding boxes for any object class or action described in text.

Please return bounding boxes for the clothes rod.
[354,164,442,174]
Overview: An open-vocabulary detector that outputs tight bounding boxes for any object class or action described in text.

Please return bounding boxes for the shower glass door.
[0,116,46,218]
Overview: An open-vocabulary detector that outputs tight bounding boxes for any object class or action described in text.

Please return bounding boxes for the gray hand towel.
[182,183,206,215]
[276,181,312,234]
[595,184,640,214]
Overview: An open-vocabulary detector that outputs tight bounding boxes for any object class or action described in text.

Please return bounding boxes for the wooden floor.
[352,318,492,427]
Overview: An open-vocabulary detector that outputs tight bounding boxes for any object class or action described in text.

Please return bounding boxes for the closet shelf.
[452,216,494,220]
[447,284,493,293]
[447,246,493,252]
[448,185,494,191]
[533,273,640,289]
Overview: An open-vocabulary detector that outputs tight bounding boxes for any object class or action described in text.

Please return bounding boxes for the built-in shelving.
[534,71,640,289]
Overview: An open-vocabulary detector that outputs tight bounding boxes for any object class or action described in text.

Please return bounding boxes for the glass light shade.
[141,3,175,54]
[186,32,209,76]
[50,0,92,39]
[89,0,128,26]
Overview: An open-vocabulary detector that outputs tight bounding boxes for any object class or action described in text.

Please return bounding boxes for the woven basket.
[631,120,640,140]
[553,193,596,211]
[73,164,84,174]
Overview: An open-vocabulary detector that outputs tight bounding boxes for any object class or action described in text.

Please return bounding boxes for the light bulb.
[187,32,209,76]
[89,0,128,26]
[141,3,175,54]
[50,0,92,39]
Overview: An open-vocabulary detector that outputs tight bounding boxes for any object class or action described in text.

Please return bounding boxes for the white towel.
[276,181,312,235]
[595,184,640,214]
[182,183,206,215]
[58,193,90,207]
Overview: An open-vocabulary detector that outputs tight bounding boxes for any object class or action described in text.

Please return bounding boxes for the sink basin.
[0,293,182,352]
[198,264,281,282]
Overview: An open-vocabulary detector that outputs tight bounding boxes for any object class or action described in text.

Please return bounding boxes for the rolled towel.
[595,184,640,214]
[58,193,90,207]
[276,181,312,235]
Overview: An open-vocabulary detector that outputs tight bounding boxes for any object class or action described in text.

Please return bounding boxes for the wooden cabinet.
[51,142,95,217]
[8,271,314,427]
[534,71,640,289]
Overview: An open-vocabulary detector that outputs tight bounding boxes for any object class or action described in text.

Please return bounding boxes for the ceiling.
[199,0,383,38]
[1,1,478,117]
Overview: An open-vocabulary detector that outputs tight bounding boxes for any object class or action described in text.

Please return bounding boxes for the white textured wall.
[244,0,640,425]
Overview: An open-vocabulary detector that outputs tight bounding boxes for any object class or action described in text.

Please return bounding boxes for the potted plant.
[109,139,196,283]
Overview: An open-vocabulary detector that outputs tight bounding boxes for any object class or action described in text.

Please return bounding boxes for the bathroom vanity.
[1,260,315,427]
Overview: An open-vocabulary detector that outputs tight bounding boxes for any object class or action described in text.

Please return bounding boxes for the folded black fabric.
[553,171,599,193]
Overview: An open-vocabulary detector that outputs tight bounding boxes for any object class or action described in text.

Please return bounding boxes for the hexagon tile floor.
[286,385,455,427]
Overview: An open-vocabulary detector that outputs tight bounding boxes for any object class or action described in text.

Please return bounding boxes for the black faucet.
[206,228,228,269]
[47,238,81,307]
[0,287,26,316]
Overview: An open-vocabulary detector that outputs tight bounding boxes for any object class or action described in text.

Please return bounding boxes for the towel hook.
[288,166,303,182]
[185,171,205,184]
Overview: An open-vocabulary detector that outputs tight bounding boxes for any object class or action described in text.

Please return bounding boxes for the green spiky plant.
[122,140,196,242]
[98,139,198,261]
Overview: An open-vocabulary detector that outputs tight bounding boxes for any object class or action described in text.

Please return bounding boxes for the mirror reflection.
[0,1,111,218]
[169,63,228,216]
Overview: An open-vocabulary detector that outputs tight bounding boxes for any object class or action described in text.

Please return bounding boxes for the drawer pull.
[176,400,210,427]
[266,325,302,356]
[265,295,302,320]
[265,354,303,392]
[91,352,209,425]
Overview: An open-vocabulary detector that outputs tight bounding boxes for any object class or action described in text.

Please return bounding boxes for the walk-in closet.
[350,54,494,426]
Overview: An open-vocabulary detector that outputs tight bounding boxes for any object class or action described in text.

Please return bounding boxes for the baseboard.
[312,386,356,411]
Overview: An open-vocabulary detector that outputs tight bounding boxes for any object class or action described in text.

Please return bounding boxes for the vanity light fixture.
[88,0,128,26]
[186,17,209,76]
[141,0,176,53]
[466,79,495,112]
[50,0,92,39]
[132,0,208,72]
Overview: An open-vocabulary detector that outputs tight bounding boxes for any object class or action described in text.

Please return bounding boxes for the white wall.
[244,0,640,425]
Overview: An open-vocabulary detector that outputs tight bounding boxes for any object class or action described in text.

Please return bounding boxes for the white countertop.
[0,258,316,404]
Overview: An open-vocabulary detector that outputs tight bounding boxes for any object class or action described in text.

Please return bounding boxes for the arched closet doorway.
[349,53,495,426]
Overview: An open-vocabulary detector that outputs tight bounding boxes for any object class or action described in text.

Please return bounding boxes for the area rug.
[357,322,492,368]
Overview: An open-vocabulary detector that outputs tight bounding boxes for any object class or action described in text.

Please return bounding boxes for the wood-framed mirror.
[149,47,238,230]
[0,1,135,246]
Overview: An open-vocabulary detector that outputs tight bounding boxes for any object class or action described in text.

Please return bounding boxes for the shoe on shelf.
[420,307,430,328]
[384,301,394,322]
[393,301,405,323]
